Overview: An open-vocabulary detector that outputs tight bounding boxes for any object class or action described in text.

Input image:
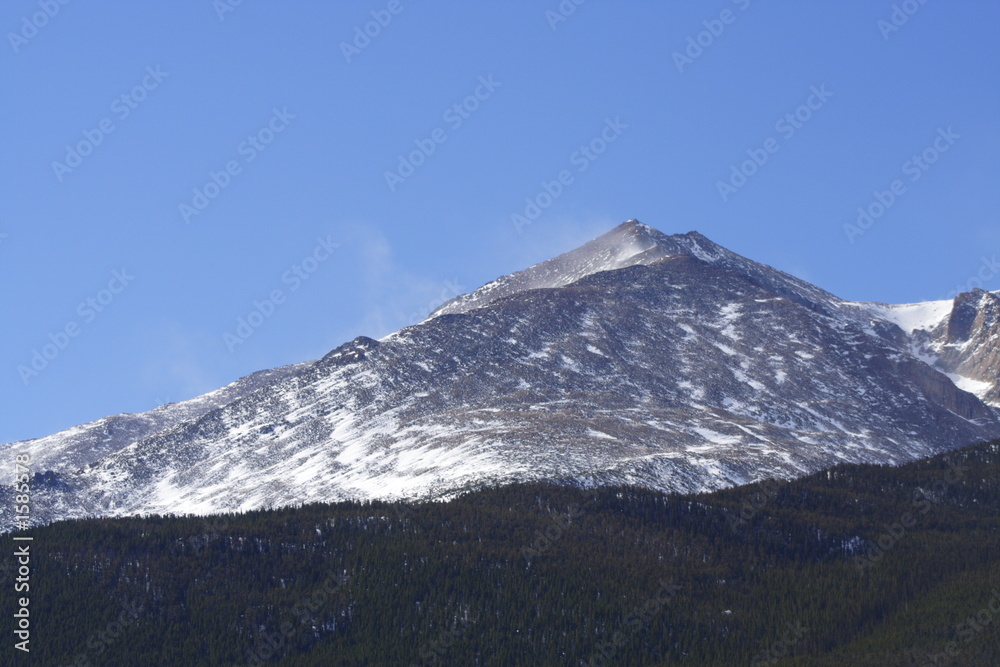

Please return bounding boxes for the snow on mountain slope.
[432,220,840,319]
[848,291,1000,407]
[860,300,953,334]
[3,221,999,529]
[8,362,311,476]
[929,289,1000,406]
[430,220,675,317]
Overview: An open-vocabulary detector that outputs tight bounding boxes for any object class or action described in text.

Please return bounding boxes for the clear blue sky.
[2,1,998,444]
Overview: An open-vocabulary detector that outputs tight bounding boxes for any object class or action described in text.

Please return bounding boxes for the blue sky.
[2,0,998,444]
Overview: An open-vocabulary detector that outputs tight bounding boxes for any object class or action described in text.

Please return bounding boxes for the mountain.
[5,439,998,665]
[9,363,310,477]
[432,221,839,318]
[4,220,999,528]
[875,288,1000,406]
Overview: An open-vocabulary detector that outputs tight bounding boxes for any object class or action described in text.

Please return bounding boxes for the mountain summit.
[434,220,839,322]
[4,221,999,528]
[431,221,708,316]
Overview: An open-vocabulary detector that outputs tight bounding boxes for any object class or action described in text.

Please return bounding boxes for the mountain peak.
[570,220,730,271]
[432,220,725,318]
[606,218,682,243]
[616,218,658,235]
[8,217,1000,529]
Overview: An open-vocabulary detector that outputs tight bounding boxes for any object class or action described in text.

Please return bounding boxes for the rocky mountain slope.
[4,221,999,528]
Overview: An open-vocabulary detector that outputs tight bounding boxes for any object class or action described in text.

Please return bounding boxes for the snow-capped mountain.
[883,289,1000,407]
[5,220,999,528]
[10,363,310,478]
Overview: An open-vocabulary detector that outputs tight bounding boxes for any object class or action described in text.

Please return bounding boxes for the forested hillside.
[3,440,998,665]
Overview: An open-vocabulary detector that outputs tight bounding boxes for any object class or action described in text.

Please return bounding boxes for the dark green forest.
[2,440,998,666]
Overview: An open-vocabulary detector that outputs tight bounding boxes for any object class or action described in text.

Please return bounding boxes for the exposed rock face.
[5,363,310,476]
[936,290,1000,406]
[3,221,999,529]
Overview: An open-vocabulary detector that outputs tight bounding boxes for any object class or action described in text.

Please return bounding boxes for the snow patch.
[946,373,993,400]
[690,427,741,446]
[863,300,952,334]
